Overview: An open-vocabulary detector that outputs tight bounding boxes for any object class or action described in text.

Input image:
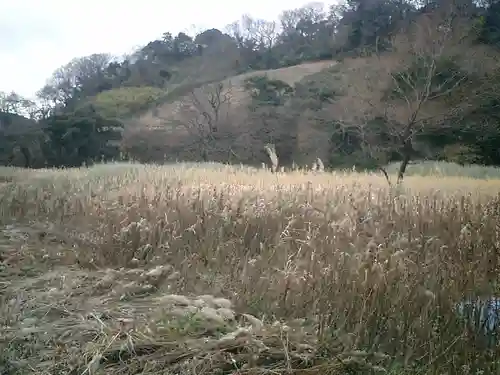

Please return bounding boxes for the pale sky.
[0,0,322,99]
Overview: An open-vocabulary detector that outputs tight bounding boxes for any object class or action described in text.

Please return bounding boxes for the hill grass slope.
[89,36,500,166]
[136,60,337,130]
[115,60,338,162]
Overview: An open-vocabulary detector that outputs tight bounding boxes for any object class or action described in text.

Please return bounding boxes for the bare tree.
[279,2,329,51]
[228,15,279,51]
[170,82,237,161]
[227,15,279,70]
[280,2,326,33]
[333,10,474,184]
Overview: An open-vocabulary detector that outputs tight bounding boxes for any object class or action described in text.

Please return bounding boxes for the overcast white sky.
[0,0,323,99]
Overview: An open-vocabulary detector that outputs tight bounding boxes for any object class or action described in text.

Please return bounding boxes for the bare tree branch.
[333,9,476,184]
[161,82,238,161]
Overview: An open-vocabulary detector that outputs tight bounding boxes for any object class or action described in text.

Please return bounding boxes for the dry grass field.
[1,162,499,374]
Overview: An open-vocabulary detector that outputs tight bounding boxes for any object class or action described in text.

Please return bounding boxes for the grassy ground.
[385,160,500,179]
[1,161,499,374]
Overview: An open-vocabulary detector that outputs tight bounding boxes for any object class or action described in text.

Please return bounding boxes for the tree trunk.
[397,140,413,184]
[20,146,31,168]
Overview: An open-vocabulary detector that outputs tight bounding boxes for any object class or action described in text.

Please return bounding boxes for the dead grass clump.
[0,162,500,374]
[1,266,387,375]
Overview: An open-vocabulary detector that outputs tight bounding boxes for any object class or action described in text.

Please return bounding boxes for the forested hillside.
[1,0,499,171]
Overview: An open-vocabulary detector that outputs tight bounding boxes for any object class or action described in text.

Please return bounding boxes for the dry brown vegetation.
[1,162,499,374]
[133,60,336,131]
[122,61,337,162]
[297,13,500,168]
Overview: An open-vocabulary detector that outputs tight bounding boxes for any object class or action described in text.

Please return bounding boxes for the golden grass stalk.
[0,162,499,374]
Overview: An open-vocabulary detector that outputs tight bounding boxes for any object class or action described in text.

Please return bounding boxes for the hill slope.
[91,38,500,166]
[136,60,337,130]
[120,60,338,163]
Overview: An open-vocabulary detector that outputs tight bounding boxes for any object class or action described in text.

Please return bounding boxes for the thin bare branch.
[334,9,474,184]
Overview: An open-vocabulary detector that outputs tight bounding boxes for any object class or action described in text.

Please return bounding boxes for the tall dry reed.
[0,162,499,374]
